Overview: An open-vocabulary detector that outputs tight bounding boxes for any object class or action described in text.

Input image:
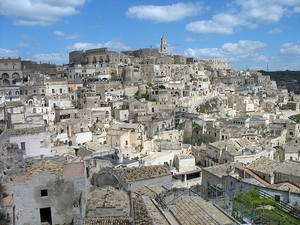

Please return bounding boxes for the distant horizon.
[1,0,300,71]
[5,56,300,73]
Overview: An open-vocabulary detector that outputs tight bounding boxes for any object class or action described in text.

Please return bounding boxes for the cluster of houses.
[0,35,300,224]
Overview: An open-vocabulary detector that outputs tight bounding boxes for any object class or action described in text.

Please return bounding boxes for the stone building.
[173,55,186,64]
[274,160,300,188]
[0,86,20,103]
[44,78,68,96]
[246,157,280,185]
[207,59,231,70]
[203,138,273,167]
[122,48,159,58]
[4,160,89,224]
[0,57,23,86]
[173,154,196,173]
[160,34,168,55]
[94,165,172,192]
[7,126,51,158]
[83,186,132,224]
[279,138,300,161]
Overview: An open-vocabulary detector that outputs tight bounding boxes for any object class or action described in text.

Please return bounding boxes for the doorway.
[40,207,52,225]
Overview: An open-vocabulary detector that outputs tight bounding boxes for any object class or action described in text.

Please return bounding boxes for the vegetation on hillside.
[289,114,300,123]
[259,70,300,94]
[233,190,300,225]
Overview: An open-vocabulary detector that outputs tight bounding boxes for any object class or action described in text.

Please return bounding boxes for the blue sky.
[1,0,300,71]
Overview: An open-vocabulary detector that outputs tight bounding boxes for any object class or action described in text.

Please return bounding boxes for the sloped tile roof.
[116,165,170,182]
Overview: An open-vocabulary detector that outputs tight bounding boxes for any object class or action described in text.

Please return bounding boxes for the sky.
[1,0,300,71]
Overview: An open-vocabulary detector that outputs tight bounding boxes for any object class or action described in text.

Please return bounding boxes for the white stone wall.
[5,172,74,224]
[9,131,51,158]
[142,152,174,166]
[75,131,92,145]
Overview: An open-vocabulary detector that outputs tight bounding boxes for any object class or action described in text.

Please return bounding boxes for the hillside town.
[0,34,300,224]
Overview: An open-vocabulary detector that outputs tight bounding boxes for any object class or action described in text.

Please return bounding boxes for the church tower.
[160,34,168,55]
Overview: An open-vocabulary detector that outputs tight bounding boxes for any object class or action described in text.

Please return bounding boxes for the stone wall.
[0,129,8,179]
[126,175,172,192]
[5,173,74,224]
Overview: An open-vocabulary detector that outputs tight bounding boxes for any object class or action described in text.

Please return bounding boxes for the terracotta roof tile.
[63,162,85,179]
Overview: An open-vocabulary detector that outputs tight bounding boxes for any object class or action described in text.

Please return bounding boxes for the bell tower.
[160,34,168,55]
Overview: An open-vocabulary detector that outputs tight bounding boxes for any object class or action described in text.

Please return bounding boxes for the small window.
[41,189,48,197]
[40,141,44,148]
[60,88,62,93]
[21,142,26,154]
[52,89,55,93]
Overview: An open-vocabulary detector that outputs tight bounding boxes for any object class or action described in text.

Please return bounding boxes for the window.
[60,88,62,93]
[125,140,128,145]
[20,90,23,95]
[21,142,26,154]
[41,189,48,197]
[25,90,28,95]
[40,141,44,148]
[42,89,45,94]
[52,89,55,94]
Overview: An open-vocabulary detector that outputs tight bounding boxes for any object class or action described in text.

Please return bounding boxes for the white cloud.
[66,42,103,51]
[186,0,300,34]
[16,42,30,47]
[32,53,68,64]
[243,3,286,24]
[0,48,20,58]
[294,6,300,12]
[103,40,131,51]
[125,2,202,23]
[184,40,268,67]
[268,28,283,34]
[186,21,233,35]
[279,42,300,56]
[185,37,197,42]
[184,37,210,42]
[54,30,80,39]
[22,35,37,42]
[0,0,88,26]
[66,40,131,52]
[221,40,267,54]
